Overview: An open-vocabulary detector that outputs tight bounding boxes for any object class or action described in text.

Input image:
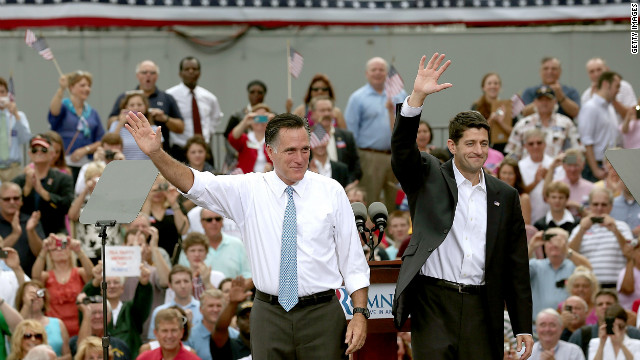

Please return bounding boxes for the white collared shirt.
[111,301,123,327]
[312,158,332,178]
[545,209,575,227]
[420,161,488,285]
[327,127,338,162]
[183,169,370,296]
[166,83,222,146]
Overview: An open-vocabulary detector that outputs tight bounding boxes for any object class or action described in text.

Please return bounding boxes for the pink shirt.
[485,147,505,175]
[136,344,201,360]
[620,120,640,149]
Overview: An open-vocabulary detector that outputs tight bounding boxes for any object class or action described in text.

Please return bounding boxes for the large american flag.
[385,65,404,99]
[288,48,304,79]
[0,0,631,28]
[25,30,55,60]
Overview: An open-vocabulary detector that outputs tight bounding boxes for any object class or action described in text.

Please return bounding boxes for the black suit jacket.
[333,128,362,183]
[390,108,532,341]
[330,160,350,188]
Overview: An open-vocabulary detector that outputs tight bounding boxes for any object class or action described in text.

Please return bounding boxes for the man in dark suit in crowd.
[391,53,534,359]
[310,96,361,186]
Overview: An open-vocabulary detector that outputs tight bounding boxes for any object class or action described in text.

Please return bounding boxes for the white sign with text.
[105,246,141,277]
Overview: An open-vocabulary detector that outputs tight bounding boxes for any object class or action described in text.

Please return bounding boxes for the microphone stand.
[362,226,384,261]
[96,220,116,360]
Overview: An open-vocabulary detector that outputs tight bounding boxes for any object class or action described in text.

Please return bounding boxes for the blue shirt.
[178,233,252,279]
[147,297,201,340]
[0,109,31,167]
[529,258,575,322]
[522,84,581,119]
[186,322,239,360]
[48,105,104,154]
[344,83,407,150]
[611,195,640,233]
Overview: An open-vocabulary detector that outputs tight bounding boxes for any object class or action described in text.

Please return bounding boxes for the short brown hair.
[169,265,193,284]
[182,232,208,252]
[101,132,123,146]
[119,92,149,112]
[389,210,410,226]
[448,111,490,145]
[15,280,48,312]
[154,308,183,330]
[67,70,93,87]
[605,303,627,322]
[544,181,570,198]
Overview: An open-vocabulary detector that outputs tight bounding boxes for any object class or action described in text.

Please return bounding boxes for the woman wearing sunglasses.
[285,73,346,129]
[15,281,71,360]
[7,319,48,360]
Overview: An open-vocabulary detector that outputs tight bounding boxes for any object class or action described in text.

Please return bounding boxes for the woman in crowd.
[416,119,436,154]
[179,136,215,213]
[140,175,189,258]
[48,71,105,182]
[471,72,512,153]
[496,158,532,224]
[74,336,112,360]
[32,235,94,337]
[7,319,48,360]
[589,304,640,359]
[15,280,71,359]
[44,131,72,175]
[563,266,600,325]
[227,103,274,174]
[109,92,160,160]
[287,74,346,128]
[68,161,122,263]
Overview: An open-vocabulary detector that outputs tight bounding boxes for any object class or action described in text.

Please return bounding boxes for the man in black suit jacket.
[310,97,362,184]
[391,54,533,359]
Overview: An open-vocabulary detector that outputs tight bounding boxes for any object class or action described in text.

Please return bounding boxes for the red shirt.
[136,344,201,360]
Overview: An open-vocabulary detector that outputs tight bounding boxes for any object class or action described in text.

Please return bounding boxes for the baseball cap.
[30,135,51,149]
[237,301,253,316]
[535,86,555,100]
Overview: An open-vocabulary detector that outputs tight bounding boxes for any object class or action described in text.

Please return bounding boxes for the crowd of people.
[0,52,639,360]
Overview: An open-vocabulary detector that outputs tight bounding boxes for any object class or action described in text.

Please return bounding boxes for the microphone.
[351,202,368,235]
[367,202,388,233]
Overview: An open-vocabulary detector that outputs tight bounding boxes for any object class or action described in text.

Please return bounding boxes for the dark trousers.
[251,294,347,360]
[411,277,498,360]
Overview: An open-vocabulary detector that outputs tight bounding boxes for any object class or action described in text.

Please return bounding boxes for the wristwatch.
[353,307,370,319]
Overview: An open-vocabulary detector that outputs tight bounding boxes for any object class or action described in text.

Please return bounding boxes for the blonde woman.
[74,336,112,360]
[7,320,48,360]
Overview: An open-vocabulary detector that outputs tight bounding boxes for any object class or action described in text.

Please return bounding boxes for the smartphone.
[543,232,555,241]
[591,217,604,224]
[563,154,578,165]
[0,250,8,258]
[605,317,615,335]
[254,115,268,123]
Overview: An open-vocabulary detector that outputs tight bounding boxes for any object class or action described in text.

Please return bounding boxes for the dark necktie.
[191,90,202,135]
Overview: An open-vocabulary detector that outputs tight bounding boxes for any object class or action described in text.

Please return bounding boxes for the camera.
[78,295,103,305]
[605,316,616,335]
[0,250,8,259]
[543,232,555,241]
[36,289,45,298]
[104,150,116,161]
[563,154,578,165]
[55,236,68,249]
[591,217,604,224]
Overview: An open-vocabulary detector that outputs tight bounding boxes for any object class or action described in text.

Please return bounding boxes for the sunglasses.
[201,216,223,223]
[23,333,43,341]
[31,147,48,153]
[311,87,329,92]
[1,196,20,202]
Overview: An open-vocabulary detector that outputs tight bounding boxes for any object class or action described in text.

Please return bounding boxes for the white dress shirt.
[312,158,332,178]
[581,80,637,125]
[166,83,222,147]
[183,169,370,296]
[588,335,640,360]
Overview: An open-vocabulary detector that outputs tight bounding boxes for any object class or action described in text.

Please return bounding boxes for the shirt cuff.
[515,333,532,337]
[400,96,423,118]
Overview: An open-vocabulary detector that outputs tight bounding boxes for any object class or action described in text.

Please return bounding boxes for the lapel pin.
[494,201,500,207]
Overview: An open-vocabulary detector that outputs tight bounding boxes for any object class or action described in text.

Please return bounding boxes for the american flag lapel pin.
[494,201,500,207]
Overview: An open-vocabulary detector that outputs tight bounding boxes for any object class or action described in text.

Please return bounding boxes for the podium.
[351,260,410,360]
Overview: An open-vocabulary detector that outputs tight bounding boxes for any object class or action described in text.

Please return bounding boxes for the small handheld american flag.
[385,64,405,99]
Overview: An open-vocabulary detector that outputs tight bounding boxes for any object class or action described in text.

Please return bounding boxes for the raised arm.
[125,111,194,192]
[212,276,251,348]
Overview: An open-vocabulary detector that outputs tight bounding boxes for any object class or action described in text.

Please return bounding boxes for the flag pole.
[286,40,292,100]
[52,57,64,77]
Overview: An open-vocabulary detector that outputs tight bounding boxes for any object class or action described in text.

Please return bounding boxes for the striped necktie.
[278,185,298,311]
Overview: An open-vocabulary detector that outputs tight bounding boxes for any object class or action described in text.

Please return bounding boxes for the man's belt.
[255,289,335,308]
[359,148,391,155]
[420,276,485,295]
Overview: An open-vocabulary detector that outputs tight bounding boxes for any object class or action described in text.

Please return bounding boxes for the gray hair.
[24,345,56,360]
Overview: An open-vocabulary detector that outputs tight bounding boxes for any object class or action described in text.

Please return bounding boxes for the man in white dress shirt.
[166,57,222,162]
[125,110,370,358]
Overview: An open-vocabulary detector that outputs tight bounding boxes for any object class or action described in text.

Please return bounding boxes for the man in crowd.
[72,294,130,360]
[530,309,584,359]
[527,228,591,322]
[568,290,640,358]
[82,263,152,358]
[0,246,28,310]
[178,209,251,283]
[506,86,581,160]
[148,265,202,340]
[107,60,183,152]
[138,308,201,360]
[24,345,57,360]
[391,53,532,359]
[569,188,633,288]
[521,57,580,119]
[223,80,267,139]
[0,182,44,273]
[166,56,222,162]
[388,210,411,259]
[13,135,73,235]
[578,71,621,181]
[345,56,407,210]
[610,181,640,238]
[581,58,637,124]
[534,181,578,233]
[0,77,31,182]
[310,96,361,185]
[186,289,239,360]
[210,276,251,360]
[544,149,594,217]
[126,108,370,357]
[559,296,589,341]
[308,125,350,188]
